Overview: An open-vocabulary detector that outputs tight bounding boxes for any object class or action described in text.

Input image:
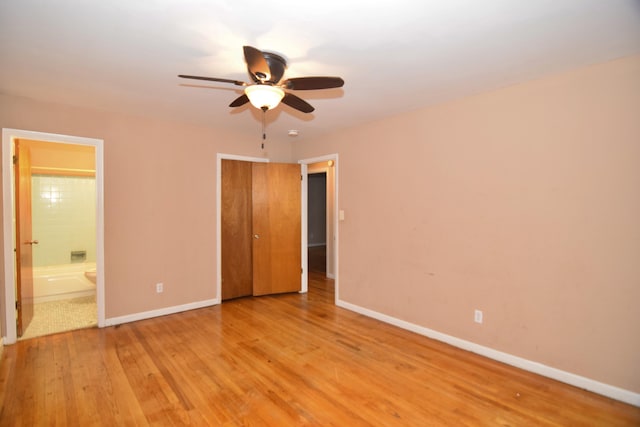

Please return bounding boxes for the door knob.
[254,234,260,239]
[25,240,39,245]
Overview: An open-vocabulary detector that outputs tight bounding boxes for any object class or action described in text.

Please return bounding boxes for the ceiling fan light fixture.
[245,85,285,110]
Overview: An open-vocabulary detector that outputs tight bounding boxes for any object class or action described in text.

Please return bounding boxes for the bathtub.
[32,262,96,303]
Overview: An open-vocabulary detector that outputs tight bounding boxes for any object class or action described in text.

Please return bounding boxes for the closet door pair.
[221,160,301,300]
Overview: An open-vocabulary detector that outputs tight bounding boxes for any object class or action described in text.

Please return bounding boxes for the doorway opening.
[215,153,338,304]
[300,155,338,302]
[2,129,105,344]
[218,156,302,301]
[307,172,327,275]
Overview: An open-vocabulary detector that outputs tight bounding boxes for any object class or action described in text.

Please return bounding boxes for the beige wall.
[1,55,638,396]
[0,94,293,322]
[293,55,640,393]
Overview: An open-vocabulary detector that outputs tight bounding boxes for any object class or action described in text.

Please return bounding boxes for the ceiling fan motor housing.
[252,51,287,84]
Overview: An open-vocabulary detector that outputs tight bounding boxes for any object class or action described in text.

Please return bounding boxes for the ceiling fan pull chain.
[261,107,267,149]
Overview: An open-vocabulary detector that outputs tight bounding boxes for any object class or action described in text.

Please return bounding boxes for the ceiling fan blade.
[243,46,271,82]
[229,94,249,108]
[178,75,246,86]
[281,93,315,113]
[283,76,344,90]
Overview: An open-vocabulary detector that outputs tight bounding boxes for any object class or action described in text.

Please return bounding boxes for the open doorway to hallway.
[308,171,327,275]
[302,155,338,302]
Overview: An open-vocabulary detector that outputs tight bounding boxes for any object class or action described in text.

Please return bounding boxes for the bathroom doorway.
[19,140,97,339]
[2,129,105,344]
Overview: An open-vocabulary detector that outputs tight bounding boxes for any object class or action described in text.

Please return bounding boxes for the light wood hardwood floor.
[1,271,638,426]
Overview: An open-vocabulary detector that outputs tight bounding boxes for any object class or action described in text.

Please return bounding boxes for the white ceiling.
[1,0,639,142]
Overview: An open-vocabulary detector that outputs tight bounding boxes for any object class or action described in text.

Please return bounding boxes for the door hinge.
[13,155,17,164]
[15,300,19,310]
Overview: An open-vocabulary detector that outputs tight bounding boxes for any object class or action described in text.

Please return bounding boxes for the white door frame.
[299,154,339,303]
[216,153,336,302]
[2,128,105,344]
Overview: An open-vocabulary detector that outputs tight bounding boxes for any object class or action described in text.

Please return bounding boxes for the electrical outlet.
[474,309,483,324]
[156,282,163,293]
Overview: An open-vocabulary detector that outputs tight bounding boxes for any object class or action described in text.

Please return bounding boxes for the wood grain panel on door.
[252,162,301,296]
[15,139,35,336]
[221,159,253,300]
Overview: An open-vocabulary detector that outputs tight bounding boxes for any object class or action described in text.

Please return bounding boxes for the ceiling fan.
[179,46,344,114]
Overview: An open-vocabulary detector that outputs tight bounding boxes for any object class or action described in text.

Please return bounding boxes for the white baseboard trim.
[336,299,640,407]
[105,299,219,327]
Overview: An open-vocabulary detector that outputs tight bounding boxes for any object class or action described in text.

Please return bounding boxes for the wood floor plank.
[1,271,639,426]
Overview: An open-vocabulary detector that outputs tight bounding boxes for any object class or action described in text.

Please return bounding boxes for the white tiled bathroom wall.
[31,175,96,267]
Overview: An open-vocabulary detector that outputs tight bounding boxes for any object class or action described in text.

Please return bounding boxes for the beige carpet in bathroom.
[19,295,97,340]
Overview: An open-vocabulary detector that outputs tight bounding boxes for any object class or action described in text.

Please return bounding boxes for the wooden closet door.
[252,162,301,296]
[221,159,253,300]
